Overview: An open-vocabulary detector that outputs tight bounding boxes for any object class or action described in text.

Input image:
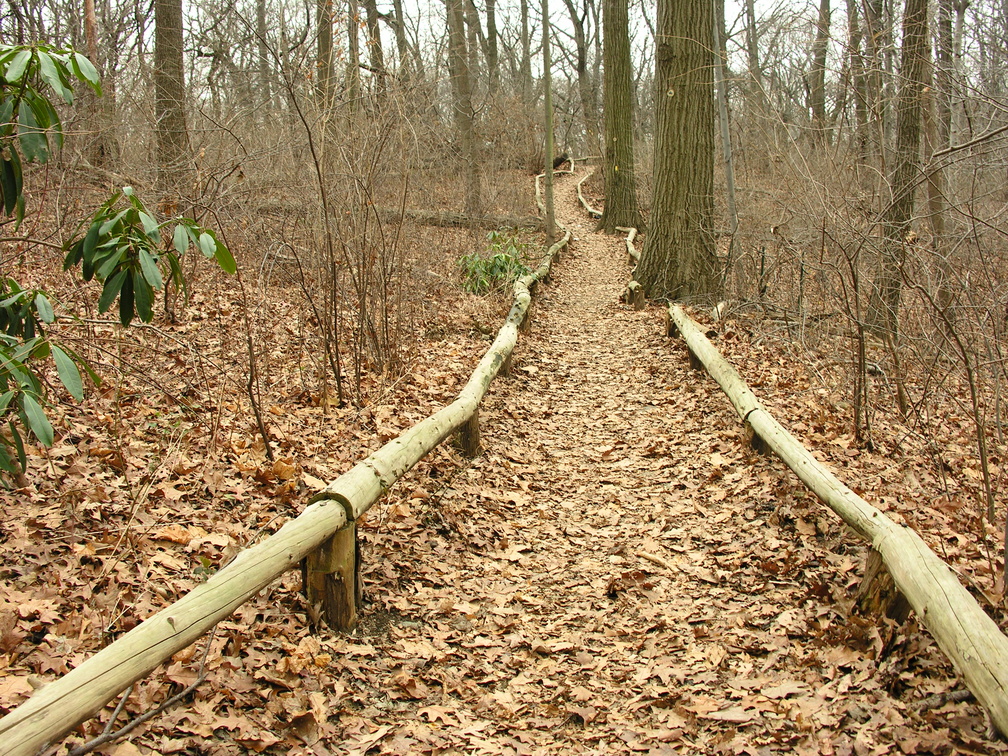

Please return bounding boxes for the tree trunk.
[868,0,929,337]
[520,0,532,101]
[363,0,385,94]
[635,0,718,301]
[743,0,766,117]
[597,0,642,233]
[447,0,481,214]
[346,0,361,108]
[486,0,500,94]
[541,0,556,243]
[847,0,870,168]
[713,0,737,238]
[935,0,953,150]
[464,0,481,93]
[316,0,335,106]
[390,0,412,79]
[810,0,830,145]
[83,0,117,167]
[154,0,190,197]
[256,0,270,110]
[562,0,598,148]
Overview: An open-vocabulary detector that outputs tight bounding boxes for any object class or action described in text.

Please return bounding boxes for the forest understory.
[1,170,1007,755]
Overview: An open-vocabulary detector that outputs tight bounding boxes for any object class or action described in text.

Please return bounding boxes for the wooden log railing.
[668,304,1008,737]
[0,231,571,756]
[576,171,602,218]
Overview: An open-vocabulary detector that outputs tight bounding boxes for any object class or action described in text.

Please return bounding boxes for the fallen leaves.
[0,172,1004,756]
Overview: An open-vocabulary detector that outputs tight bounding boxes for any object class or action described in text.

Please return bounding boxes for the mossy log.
[0,234,571,756]
[668,303,1008,737]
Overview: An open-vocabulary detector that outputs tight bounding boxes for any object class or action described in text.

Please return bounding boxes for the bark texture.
[670,304,1008,740]
[635,0,717,300]
[154,0,190,195]
[597,0,643,233]
[447,0,481,214]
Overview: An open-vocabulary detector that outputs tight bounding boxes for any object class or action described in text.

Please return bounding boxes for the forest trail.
[335,171,958,754]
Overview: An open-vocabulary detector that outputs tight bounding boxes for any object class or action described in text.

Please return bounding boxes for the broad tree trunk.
[154,0,190,196]
[868,0,929,337]
[447,0,481,214]
[635,0,718,300]
[597,0,641,232]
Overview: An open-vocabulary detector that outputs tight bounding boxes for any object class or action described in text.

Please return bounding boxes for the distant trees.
[868,0,929,337]
[634,0,717,300]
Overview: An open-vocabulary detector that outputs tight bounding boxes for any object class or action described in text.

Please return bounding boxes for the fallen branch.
[637,551,676,572]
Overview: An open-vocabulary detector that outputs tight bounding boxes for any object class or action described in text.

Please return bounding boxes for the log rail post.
[667,304,1008,737]
[0,225,572,756]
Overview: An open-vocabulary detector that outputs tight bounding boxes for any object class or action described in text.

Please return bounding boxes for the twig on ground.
[637,551,676,572]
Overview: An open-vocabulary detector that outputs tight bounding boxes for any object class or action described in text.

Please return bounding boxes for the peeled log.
[668,304,1008,736]
[576,170,602,218]
[0,231,571,756]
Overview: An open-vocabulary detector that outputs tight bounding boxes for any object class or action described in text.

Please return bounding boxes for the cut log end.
[857,548,911,625]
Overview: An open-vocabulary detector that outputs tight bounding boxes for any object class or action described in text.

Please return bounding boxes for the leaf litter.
[0,174,1005,754]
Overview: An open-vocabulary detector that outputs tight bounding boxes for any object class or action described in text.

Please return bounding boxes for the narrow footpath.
[332,172,989,755]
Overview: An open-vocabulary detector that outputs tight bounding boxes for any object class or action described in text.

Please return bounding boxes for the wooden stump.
[857,547,911,624]
[686,347,703,372]
[744,422,770,456]
[520,306,532,334]
[665,309,679,338]
[457,408,480,457]
[624,281,645,311]
[303,523,361,631]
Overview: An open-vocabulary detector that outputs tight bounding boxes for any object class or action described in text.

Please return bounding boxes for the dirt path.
[327,171,993,755]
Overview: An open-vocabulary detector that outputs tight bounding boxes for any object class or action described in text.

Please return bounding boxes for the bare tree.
[154,0,191,196]
[597,0,642,233]
[447,0,481,214]
[867,0,929,337]
[635,0,718,300]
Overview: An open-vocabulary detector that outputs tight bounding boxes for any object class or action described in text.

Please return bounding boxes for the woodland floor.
[2,170,1008,755]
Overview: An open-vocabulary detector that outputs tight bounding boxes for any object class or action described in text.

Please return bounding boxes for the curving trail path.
[335,172,974,755]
